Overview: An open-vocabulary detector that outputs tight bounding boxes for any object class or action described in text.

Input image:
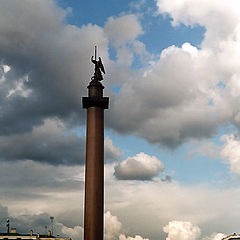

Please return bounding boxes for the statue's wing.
[99,57,105,74]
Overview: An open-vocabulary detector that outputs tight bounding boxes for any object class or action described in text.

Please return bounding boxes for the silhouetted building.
[0,228,71,240]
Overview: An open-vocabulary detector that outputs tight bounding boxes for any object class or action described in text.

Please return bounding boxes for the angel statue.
[91,47,105,81]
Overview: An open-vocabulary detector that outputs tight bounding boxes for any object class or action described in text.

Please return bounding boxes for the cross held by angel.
[91,46,105,81]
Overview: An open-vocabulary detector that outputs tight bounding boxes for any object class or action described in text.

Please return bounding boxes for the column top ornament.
[91,46,105,83]
[82,46,109,110]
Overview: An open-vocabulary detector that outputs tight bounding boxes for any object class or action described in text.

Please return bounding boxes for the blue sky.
[55,0,228,186]
[56,0,205,48]
[1,1,240,240]
[57,0,205,59]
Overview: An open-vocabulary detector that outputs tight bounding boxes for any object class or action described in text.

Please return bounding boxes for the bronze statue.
[91,46,105,81]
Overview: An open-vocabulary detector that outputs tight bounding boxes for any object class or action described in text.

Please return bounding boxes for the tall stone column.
[82,80,109,240]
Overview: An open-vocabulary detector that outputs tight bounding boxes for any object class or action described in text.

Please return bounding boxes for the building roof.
[0,232,70,240]
[222,234,240,240]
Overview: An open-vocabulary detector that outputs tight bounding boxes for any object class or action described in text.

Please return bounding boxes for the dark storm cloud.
[0,0,123,165]
[0,191,46,201]
[0,0,109,136]
[11,212,72,236]
[0,160,84,193]
[0,119,85,165]
[0,161,84,226]
[0,0,234,152]
[0,118,122,165]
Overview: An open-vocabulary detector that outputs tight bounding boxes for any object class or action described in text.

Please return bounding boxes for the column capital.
[82,97,109,109]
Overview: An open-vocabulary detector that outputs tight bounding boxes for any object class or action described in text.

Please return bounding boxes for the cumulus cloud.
[104,14,143,47]
[0,160,84,225]
[163,221,201,240]
[0,2,239,240]
[188,140,221,160]
[105,136,122,162]
[0,204,83,240]
[104,14,148,70]
[0,160,84,194]
[0,159,237,240]
[1,0,239,150]
[105,164,240,240]
[0,118,84,165]
[114,152,164,180]
[156,0,240,46]
[0,0,109,136]
[105,211,122,240]
[103,0,240,149]
[163,221,225,240]
[104,0,240,151]
[107,41,232,148]
[0,203,228,240]
[0,117,120,166]
[203,232,226,240]
[119,234,149,240]
[0,205,147,240]
[61,225,83,240]
[221,134,240,174]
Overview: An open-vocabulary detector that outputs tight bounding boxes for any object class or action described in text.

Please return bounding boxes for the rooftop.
[0,229,70,240]
[222,234,240,240]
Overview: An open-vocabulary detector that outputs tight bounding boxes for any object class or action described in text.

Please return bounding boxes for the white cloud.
[182,43,198,56]
[156,0,240,47]
[107,0,240,148]
[61,225,83,240]
[188,140,221,160]
[7,75,32,98]
[105,136,122,162]
[105,211,122,240]
[2,0,240,150]
[0,2,240,240]
[0,159,237,240]
[3,65,10,73]
[104,14,143,47]
[119,234,149,240]
[105,164,240,240]
[203,232,226,240]
[132,40,147,55]
[221,134,240,174]
[108,42,232,148]
[163,221,201,240]
[116,46,135,67]
[104,14,147,69]
[163,222,226,240]
[114,152,164,180]
[129,0,146,11]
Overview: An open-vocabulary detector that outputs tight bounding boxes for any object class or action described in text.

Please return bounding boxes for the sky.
[1,0,240,240]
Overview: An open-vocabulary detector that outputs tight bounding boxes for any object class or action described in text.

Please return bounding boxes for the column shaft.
[84,106,104,240]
